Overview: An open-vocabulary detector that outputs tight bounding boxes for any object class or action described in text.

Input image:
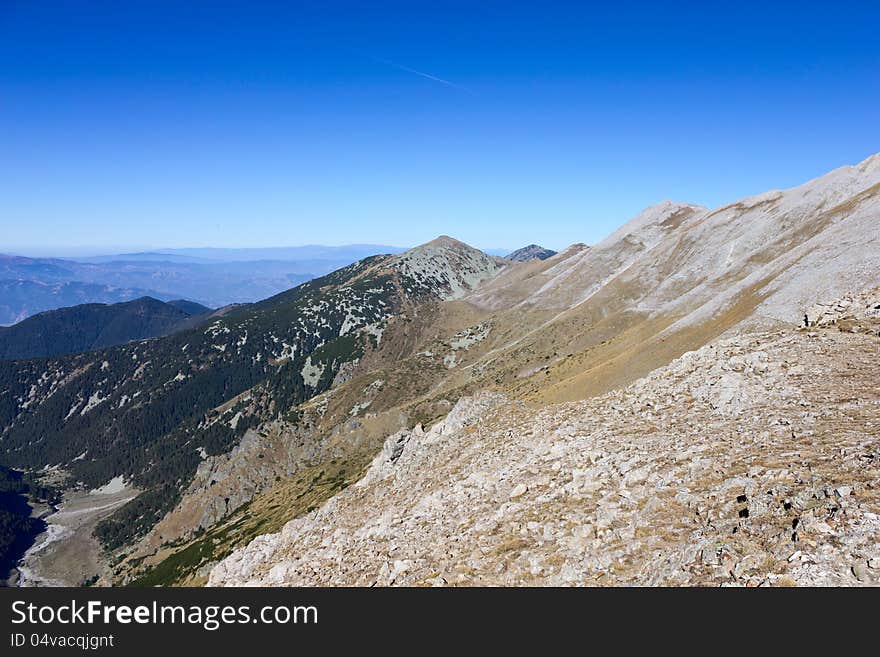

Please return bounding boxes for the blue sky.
[2,1,879,254]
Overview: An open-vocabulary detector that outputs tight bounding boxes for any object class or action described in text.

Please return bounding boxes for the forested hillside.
[0,297,210,360]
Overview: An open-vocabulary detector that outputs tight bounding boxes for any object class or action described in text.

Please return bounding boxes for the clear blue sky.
[2,1,879,254]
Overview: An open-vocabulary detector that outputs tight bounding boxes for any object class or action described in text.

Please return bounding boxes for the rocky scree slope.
[211,294,880,586]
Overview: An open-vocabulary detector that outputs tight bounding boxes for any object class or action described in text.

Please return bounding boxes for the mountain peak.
[418,235,472,250]
[597,200,706,249]
[391,236,505,300]
[506,245,558,262]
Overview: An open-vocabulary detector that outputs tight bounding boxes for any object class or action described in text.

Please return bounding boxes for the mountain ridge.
[0,297,210,360]
[198,152,880,587]
[124,153,880,586]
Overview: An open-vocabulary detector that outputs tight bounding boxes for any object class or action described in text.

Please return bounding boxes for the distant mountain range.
[103,245,409,263]
[0,297,211,360]
[0,244,411,325]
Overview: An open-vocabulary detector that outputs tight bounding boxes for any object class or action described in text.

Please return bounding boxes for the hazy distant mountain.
[76,252,212,264]
[165,299,213,316]
[505,244,558,261]
[0,279,176,326]
[0,297,211,360]
[0,245,411,322]
[151,244,407,262]
[0,256,75,282]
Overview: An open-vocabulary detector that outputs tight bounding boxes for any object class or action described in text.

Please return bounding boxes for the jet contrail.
[369,55,473,94]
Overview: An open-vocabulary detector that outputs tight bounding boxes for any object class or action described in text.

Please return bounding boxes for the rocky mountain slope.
[506,245,558,262]
[206,154,880,587]
[455,155,880,406]
[211,305,880,586]
[0,297,210,360]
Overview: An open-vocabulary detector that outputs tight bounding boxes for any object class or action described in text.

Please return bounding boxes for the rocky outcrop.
[805,288,880,330]
[357,392,510,487]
